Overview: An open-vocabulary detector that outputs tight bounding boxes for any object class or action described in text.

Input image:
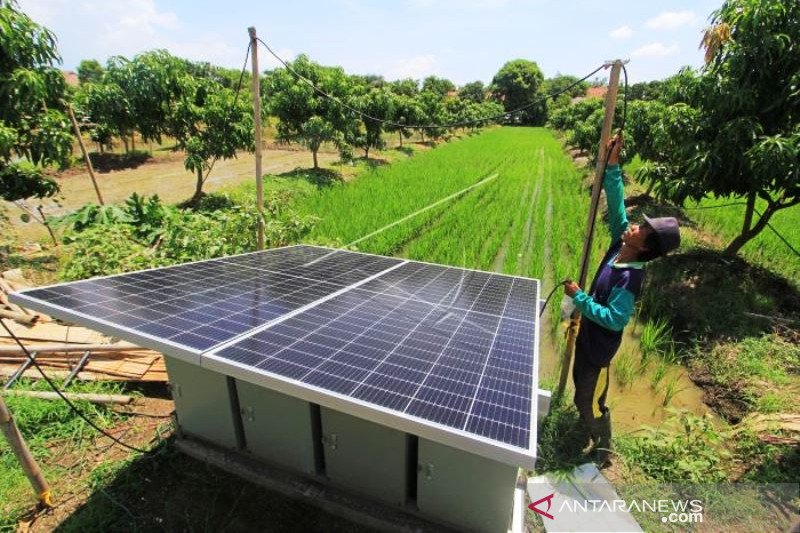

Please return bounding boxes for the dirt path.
[4,148,341,242]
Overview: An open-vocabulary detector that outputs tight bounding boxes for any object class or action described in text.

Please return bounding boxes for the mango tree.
[0,1,73,201]
[637,0,800,255]
[266,55,356,168]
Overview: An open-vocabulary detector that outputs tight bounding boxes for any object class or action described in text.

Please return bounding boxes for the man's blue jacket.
[573,164,644,367]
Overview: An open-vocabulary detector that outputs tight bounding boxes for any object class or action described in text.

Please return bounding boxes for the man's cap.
[643,215,680,254]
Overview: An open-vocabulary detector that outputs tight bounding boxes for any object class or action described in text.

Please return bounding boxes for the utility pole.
[67,105,104,205]
[556,60,624,398]
[248,26,265,250]
[0,395,51,507]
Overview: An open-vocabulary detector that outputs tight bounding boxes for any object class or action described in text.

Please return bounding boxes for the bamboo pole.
[0,395,51,507]
[67,106,105,205]
[0,343,140,355]
[3,390,133,405]
[248,27,265,250]
[37,205,59,247]
[556,60,623,398]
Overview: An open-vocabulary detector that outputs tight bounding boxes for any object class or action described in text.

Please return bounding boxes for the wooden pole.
[556,60,623,398]
[37,205,58,247]
[248,27,265,251]
[0,395,51,507]
[67,106,104,205]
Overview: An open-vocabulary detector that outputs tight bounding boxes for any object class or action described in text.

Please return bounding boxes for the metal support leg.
[4,352,38,390]
[64,350,91,388]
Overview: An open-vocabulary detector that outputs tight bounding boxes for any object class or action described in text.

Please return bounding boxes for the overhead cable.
[256,36,608,130]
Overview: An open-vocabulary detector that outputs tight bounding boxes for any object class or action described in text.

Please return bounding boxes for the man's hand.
[563,280,581,297]
[607,132,623,165]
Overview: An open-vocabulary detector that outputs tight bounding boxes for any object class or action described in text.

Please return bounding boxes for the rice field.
[283,127,606,308]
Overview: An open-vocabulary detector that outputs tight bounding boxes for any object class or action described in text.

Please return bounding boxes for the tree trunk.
[131,134,135,152]
[398,132,403,147]
[312,149,319,169]
[420,131,425,143]
[364,146,369,159]
[192,168,204,202]
[742,191,756,236]
[724,201,774,256]
[122,136,129,154]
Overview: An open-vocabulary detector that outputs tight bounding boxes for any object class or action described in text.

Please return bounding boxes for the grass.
[240,128,598,292]
[691,333,799,420]
[686,197,800,286]
[0,379,127,527]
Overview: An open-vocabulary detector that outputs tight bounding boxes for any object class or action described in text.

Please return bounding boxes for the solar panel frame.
[10,245,540,467]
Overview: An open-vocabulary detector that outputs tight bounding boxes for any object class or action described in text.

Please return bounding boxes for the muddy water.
[538,315,712,433]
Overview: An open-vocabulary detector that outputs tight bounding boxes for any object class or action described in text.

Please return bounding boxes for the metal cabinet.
[320,407,410,506]
[164,356,240,449]
[417,438,518,533]
[236,379,320,476]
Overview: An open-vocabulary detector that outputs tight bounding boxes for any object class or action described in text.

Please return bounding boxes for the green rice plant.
[661,371,684,406]
[613,349,637,389]
[639,317,671,360]
[650,358,669,391]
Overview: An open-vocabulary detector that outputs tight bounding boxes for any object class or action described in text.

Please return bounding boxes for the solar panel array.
[13,245,539,460]
[20,247,401,352]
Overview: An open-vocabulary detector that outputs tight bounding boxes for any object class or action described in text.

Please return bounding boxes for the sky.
[19,0,722,85]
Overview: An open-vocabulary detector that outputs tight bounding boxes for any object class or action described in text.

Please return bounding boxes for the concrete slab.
[527,463,642,532]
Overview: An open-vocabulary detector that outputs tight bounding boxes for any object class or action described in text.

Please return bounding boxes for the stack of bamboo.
[0,269,167,383]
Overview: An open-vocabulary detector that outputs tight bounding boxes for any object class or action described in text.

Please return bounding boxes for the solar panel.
[11,245,539,466]
[12,247,403,362]
[204,256,540,465]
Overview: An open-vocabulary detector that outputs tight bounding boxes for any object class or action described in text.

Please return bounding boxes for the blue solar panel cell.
[209,256,538,454]
[15,247,404,356]
[12,245,539,464]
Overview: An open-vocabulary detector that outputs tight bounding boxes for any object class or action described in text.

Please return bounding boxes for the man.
[563,133,680,464]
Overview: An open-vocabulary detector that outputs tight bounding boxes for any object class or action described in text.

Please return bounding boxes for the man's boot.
[592,408,612,467]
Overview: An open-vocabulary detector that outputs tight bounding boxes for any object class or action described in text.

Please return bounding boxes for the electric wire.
[201,41,252,186]
[257,36,607,130]
[539,279,571,317]
[0,318,151,454]
[683,202,799,258]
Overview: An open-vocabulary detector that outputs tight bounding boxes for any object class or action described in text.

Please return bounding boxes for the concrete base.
[174,436,457,533]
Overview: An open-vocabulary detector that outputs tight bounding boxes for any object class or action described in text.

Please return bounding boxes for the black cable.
[539,279,571,317]
[0,318,151,454]
[257,36,606,130]
[201,41,252,186]
[683,203,799,258]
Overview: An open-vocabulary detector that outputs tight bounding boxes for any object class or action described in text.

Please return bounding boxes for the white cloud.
[631,42,680,59]
[409,0,510,9]
[610,25,633,39]
[384,55,439,80]
[645,11,697,30]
